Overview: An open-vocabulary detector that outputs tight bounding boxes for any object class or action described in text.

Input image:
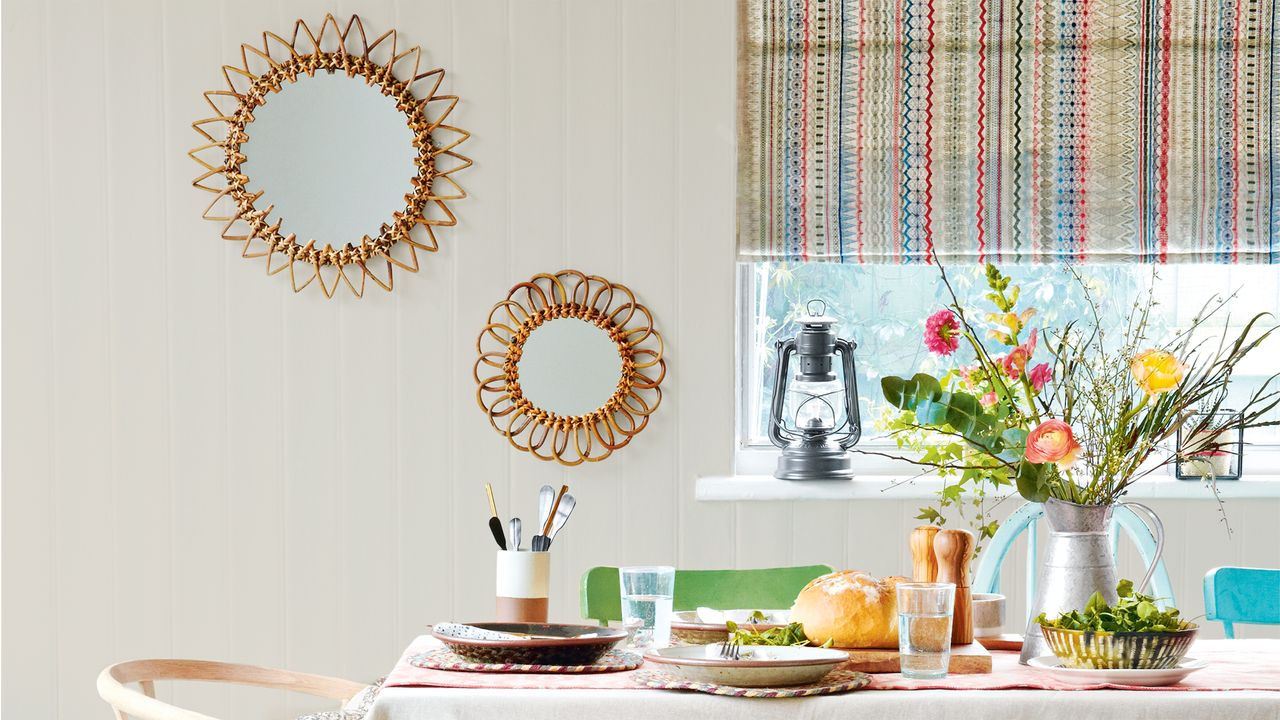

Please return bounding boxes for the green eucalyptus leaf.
[1016,461,1052,503]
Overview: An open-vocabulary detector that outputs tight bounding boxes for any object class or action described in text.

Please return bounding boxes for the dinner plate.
[431,622,628,666]
[1027,655,1208,687]
[670,609,790,645]
[644,644,850,687]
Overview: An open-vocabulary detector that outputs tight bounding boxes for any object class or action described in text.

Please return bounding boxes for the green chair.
[1204,566,1280,638]
[580,565,833,625]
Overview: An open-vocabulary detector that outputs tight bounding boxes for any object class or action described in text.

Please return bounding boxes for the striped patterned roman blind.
[737,0,1279,263]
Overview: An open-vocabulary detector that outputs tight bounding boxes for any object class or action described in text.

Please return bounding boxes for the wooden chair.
[97,659,370,720]
[1204,566,1280,638]
[580,564,833,625]
[972,502,1176,608]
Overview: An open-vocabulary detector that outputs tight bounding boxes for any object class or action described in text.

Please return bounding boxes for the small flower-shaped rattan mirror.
[190,14,470,297]
[474,271,667,465]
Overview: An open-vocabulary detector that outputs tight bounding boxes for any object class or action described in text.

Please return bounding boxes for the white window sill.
[696,474,1280,501]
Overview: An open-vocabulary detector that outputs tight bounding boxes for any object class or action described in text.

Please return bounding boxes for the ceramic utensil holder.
[496,550,550,622]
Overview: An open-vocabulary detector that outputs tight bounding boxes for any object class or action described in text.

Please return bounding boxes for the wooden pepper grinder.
[934,528,975,645]
[909,525,940,582]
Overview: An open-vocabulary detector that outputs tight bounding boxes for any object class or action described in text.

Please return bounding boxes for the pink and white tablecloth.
[369,635,1280,720]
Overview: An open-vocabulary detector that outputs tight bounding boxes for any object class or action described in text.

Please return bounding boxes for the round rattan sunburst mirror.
[474,271,667,466]
[190,14,470,298]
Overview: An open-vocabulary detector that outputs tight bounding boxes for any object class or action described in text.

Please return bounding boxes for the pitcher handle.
[1117,501,1165,594]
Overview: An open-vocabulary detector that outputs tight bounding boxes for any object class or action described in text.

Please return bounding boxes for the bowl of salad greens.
[1036,580,1198,670]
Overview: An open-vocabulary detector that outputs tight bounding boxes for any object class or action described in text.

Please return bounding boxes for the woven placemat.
[409,647,643,674]
[633,669,872,697]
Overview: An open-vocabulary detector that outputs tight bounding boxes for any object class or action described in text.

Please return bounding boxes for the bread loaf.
[790,570,908,649]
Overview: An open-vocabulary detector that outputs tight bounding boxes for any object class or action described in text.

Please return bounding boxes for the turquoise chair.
[580,565,833,625]
[972,502,1176,609]
[1204,566,1280,638]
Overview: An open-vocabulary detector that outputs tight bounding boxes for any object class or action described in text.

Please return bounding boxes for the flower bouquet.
[876,264,1280,537]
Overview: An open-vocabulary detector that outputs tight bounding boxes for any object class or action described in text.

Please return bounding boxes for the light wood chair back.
[98,659,368,720]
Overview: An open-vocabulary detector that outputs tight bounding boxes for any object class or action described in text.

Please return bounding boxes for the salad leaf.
[724,620,831,647]
[1036,579,1194,633]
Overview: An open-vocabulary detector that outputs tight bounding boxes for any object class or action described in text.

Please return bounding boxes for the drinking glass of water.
[897,582,956,679]
[619,565,675,650]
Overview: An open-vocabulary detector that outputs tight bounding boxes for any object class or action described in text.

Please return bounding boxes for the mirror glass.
[241,73,417,248]
[518,318,623,417]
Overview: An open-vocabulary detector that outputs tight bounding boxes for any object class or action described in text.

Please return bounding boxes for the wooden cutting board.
[834,642,992,674]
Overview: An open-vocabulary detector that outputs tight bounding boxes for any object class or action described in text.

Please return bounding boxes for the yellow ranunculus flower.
[1130,349,1187,395]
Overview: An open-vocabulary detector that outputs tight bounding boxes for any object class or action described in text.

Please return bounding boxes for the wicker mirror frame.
[190,14,471,298]
[474,270,667,466]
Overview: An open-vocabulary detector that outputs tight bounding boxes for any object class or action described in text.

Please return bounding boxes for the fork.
[718,640,741,660]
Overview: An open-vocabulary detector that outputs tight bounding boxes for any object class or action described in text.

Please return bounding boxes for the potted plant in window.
[875,263,1280,662]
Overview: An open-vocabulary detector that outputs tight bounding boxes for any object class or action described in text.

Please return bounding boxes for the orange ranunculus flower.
[1130,349,1187,395]
[1024,419,1082,467]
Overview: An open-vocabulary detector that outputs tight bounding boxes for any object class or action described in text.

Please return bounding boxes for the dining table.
[364,634,1280,720]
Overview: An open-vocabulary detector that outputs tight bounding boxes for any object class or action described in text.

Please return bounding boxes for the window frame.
[733,262,1280,479]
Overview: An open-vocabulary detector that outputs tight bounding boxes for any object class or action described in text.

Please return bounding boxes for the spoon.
[508,517,522,552]
[531,485,554,551]
[545,495,576,549]
[532,485,568,552]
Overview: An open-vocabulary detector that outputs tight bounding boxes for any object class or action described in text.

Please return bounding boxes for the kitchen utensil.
[1039,624,1199,669]
[1027,655,1207,686]
[934,528,975,644]
[430,622,628,665]
[910,525,940,582]
[531,484,554,551]
[718,640,741,660]
[495,549,550,622]
[644,645,850,687]
[508,517,522,552]
[670,609,791,646]
[532,484,567,552]
[1021,498,1165,664]
[544,494,576,548]
[484,483,506,550]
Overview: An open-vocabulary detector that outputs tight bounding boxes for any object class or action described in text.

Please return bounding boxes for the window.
[738,262,1280,474]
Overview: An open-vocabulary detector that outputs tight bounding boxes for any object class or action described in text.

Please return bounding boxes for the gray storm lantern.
[768,300,863,480]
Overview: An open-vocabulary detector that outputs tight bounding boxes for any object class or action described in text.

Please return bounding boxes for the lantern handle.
[768,338,797,448]
[806,299,827,317]
[834,337,862,449]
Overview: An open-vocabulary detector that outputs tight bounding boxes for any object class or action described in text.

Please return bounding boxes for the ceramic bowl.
[431,622,628,666]
[1039,624,1199,669]
[669,609,791,646]
[972,593,1006,637]
[644,644,849,687]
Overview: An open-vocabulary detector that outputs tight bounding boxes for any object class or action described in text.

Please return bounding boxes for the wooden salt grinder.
[909,525,940,582]
[934,528,976,645]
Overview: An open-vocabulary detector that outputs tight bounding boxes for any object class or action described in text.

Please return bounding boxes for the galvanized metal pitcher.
[1019,498,1165,664]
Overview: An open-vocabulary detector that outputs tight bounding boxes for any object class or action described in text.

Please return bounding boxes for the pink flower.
[924,310,961,356]
[1003,328,1038,379]
[1024,419,1082,467]
[1029,362,1052,391]
[980,392,998,407]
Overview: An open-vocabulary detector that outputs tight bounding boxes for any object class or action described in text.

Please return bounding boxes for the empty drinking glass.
[897,582,956,679]
[619,566,675,650]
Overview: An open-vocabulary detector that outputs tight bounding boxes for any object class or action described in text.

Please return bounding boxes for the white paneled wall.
[3,1,1278,719]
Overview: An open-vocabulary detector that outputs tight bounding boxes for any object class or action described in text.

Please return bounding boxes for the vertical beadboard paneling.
[618,0,680,567]
[391,0,457,642]
[451,0,512,619]
[46,2,118,720]
[105,0,174,669]
[6,4,1280,720]
[562,0,625,607]
[1,0,58,713]
[674,0,737,571]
